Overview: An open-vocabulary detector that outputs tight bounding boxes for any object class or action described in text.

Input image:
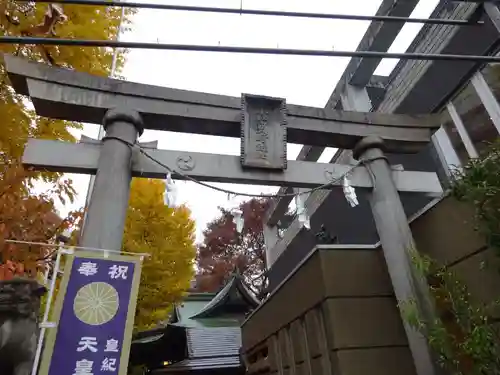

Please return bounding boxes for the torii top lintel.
[4,54,440,153]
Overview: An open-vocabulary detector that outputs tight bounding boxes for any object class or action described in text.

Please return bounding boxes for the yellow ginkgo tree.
[0,1,135,162]
[124,178,197,330]
[0,2,134,277]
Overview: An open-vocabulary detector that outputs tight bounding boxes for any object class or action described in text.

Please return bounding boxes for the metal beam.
[470,71,500,134]
[340,82,373,112]
[23,139,443,195]
[271,0,417,228]
[431,126,462,180]
[446,102,479,158]
[365,76,388,109]
[263,224,280,269]
[3,55,438,153]
[325,0,419,109]
[377,2,487,114]
[349,0,421,86]
[485,1,500,34]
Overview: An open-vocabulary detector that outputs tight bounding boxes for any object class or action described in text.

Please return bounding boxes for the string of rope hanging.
[105,135,364,199]
[24,0,482,26]
[2,35,500,62]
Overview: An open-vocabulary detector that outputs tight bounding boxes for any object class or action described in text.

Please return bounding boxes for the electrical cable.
[3,36,500,63]
[25,0,482,26]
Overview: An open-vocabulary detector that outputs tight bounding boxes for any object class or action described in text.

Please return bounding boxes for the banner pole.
[31,248,69,375]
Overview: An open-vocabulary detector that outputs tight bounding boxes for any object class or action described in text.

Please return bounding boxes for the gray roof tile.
[187,327,241,358]
[154,327,243,372]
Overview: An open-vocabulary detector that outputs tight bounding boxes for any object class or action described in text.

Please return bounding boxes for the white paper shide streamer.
[164,172,177,207]
[232,208,244,233]
[343,175,359,207]
[295,195,310,229]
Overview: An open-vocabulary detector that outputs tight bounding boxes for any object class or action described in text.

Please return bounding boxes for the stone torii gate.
[4,54,442,375]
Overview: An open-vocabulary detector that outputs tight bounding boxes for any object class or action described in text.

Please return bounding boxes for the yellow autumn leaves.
[0,2,197,329]
[125,179,196,329]
[0,2,131,162]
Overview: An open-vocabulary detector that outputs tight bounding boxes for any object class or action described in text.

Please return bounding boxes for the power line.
[2,36,500,62]
[26,0,482,26]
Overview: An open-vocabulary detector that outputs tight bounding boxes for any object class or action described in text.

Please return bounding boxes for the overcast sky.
[58,0,438,242]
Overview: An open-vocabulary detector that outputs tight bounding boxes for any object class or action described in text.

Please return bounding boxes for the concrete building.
[263,0,500,292]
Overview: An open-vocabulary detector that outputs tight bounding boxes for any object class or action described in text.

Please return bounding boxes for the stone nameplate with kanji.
[241,94,287,170]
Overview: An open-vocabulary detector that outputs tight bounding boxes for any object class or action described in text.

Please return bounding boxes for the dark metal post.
[80,108,144,251]
[353,136,438,375]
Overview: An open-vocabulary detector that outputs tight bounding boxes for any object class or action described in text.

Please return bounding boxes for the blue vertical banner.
[39,251,142,375]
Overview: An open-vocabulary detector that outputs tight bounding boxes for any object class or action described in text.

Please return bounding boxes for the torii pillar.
[80,108,144,251]
[354,136,436,375]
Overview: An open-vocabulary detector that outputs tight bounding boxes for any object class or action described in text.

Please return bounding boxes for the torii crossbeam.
[23,139,441,194]
[4,53,441,375]
[4,55,438,153]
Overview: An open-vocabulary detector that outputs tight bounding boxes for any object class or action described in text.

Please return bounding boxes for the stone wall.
[242,246,416,375]
[411,195,500,318]
[242,195,500,375]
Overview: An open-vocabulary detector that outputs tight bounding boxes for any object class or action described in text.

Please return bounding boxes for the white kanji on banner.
[108,265,128,280]
[77,337,98,353]
[72,359,94,375]
[101,358,117,372]
[77,262,98,276]
[104,338,119,353]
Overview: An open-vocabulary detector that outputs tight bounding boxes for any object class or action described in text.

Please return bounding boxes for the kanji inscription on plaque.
[241,94,287,170]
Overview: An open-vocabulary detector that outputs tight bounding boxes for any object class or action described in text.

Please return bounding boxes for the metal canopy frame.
[268,0,423,228]
[266,0,500,230]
